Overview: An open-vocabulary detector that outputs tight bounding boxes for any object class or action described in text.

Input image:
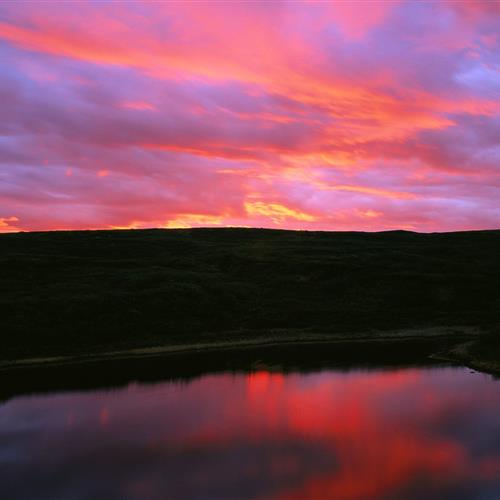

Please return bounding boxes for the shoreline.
[431,340,500,376]
[0,325,484,372]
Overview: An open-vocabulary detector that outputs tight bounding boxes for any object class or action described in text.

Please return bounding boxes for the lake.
[1,363,500,499]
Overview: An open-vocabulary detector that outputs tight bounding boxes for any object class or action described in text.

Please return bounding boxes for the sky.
[0,1,499,233]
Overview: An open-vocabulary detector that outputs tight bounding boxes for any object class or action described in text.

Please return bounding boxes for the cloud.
[244,201,316,224]
[0,216,20,232]
[0,1,499,232]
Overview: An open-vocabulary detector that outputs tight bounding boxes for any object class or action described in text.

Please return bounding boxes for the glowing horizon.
[0,1,499,233]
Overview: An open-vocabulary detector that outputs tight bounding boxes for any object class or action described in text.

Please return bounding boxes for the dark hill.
[1,228,499,360]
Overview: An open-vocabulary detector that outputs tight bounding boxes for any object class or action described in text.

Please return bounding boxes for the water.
[1,365,500,499]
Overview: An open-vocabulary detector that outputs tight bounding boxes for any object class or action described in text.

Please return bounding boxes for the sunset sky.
[0,1,499,233]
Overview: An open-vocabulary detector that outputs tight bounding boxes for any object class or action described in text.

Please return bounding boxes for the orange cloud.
[0,216,21,233]
[358,209,383,218]
[163,213,225,229]
[328,184,418,200]
[244,202,316,224]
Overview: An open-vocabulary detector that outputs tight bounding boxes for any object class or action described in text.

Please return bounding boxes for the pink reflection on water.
[1,367,500,499]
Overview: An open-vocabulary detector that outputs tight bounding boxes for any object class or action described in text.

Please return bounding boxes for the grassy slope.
[1,228,499,361]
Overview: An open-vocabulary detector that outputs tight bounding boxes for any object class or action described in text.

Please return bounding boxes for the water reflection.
[1,367,500,499]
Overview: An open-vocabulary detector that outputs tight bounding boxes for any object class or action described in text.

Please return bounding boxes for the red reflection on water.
[2,367,500,499]
[241,370,468,499]
[99,407,110,427]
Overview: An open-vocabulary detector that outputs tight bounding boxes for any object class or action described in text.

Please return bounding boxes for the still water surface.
[1,365,500,499]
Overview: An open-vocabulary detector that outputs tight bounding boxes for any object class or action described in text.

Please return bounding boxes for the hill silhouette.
[1,228,499,361]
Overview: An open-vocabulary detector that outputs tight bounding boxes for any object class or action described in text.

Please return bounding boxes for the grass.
[1,227,499,362]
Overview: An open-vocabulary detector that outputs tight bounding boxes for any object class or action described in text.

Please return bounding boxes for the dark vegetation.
[469,331,500,360]
[1,228,499,360]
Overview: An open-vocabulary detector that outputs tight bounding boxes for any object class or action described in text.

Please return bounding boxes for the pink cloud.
[0,1,499,233]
